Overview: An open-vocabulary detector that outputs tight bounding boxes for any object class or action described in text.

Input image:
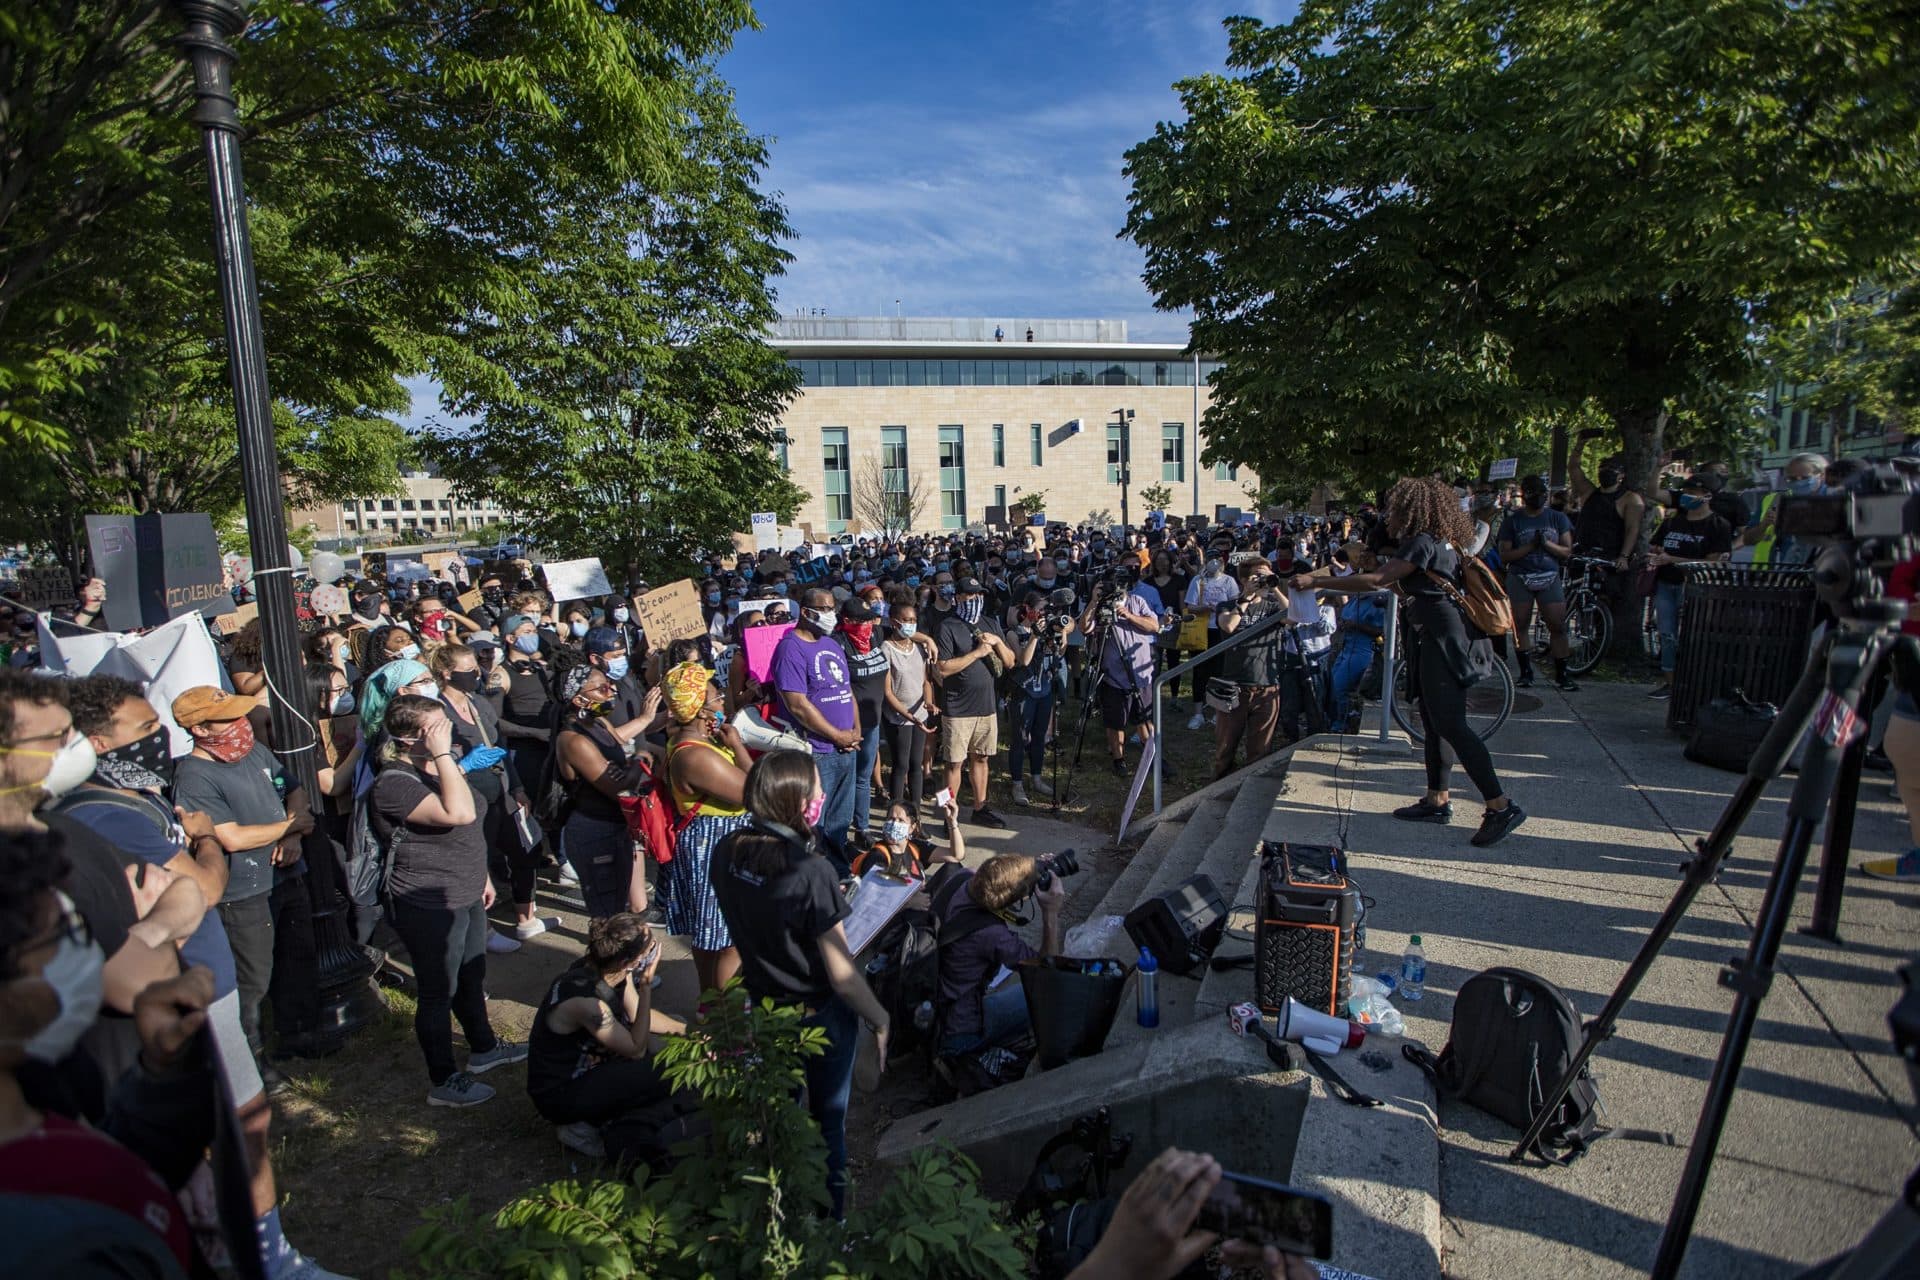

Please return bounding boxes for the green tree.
[1137,482,1175,513]
[1124,0,1920,506]
[422,78,805,584]
[1763,276,1920,448]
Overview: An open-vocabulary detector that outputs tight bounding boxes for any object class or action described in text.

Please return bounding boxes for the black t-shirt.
[934,613,1006,718]
[708,828,849,1005]
[841,638,890,733]
[370,766,490,907]
[1652,514,1734,585]
[499,659,553,741]
[527,962,630,1108]
[44,812,135,961]
[1394,532,1461,614]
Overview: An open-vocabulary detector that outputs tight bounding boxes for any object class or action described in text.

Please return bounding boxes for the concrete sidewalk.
[1311,679,1919,1278]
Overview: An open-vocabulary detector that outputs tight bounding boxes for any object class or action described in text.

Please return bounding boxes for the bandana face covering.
[95,727,175,792]
[196,717,255,764]
[840,621,875,653]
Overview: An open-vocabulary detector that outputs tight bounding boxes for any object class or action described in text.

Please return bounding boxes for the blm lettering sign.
[632,579,706,648]
[86,513,234,630]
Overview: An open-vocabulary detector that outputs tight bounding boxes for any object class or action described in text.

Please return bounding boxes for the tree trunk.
[1549,421,1568,489]
[1605,402,1668,661]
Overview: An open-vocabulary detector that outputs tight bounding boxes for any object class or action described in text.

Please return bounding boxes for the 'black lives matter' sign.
[86,513,235,632]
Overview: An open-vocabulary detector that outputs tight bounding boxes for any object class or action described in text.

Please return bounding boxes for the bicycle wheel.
[1562,589,1613,676]
[1390,656,1514,743]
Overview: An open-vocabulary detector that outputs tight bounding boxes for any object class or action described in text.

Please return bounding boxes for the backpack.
[621,747,703,866]
[861,864,988,1056]
[1427,553,1515,637]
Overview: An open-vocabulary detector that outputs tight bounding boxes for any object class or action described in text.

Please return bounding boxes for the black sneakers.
[1554,674,1579,692]
[1392,798,1453,823]
[1471,802,1527,847]
[1647,682,1672,700]
[969,807,1007,829]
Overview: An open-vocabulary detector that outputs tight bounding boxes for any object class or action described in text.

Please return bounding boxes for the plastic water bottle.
[1400,935,1426,1002]
[1136,946,1160,1028]
[912,1000,935,1033]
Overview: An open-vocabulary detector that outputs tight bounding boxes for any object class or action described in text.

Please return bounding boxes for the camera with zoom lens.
[1036,848,1080,891]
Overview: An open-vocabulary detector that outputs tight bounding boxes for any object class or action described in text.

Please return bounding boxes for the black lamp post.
[175,0,378,1048]
[1114,408,1136,531]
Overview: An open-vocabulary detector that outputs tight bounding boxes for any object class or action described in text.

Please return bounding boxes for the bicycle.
[1557,555,1618,676]
[1388,599,1516,743]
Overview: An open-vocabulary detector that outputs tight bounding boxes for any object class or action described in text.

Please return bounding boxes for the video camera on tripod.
[1775,460,1920,615]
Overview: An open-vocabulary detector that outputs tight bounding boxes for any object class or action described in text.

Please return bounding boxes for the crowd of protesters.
[1,447,1914,1276]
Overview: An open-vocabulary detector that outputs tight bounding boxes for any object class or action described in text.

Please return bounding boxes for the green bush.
[402,986,1029,1280]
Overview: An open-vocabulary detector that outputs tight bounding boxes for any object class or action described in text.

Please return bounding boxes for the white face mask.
[612,607,630,623]
[884,819,912,845]
[411,682,441,701]
[570,620,589,638]
[803,607,837,633]
[10,897,105,1064]
[1,732,97,802]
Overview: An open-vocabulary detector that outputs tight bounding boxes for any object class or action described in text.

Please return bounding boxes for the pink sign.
[742,622,797,684]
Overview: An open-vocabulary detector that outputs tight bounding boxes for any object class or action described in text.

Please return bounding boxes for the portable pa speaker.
[1124,874,1226,976]
[1254,842,1358,1017]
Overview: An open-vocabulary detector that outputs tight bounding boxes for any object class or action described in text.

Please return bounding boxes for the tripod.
[1510,604,1906,1279]
[1051,616,1115,811]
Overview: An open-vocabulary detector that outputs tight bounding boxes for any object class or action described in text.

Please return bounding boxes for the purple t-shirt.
[771,628,856,753]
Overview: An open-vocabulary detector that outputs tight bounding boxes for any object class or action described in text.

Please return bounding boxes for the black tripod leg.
[1805,664,1885,942]
[1507,631,1838,1163]
[1652,627,1884,1280]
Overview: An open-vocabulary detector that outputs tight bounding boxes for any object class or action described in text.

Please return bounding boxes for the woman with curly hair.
[1293,475,1524,847]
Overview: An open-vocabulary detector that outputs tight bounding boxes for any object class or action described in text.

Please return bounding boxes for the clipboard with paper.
[843,867,923,956]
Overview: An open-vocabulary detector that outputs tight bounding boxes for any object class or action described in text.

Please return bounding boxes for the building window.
[440,499,452,510]
[939,425,967,528]
[1162,423,1185,483]
[993,484,1007,512]
[1030,422,1043,467]
[992,423,1005,467]
[822,427,851,532]
[380,499,395,512]
[775,429,791,472]
[1106,424,1125,485]
[400,499,415,511]
[1214,461,1239,482]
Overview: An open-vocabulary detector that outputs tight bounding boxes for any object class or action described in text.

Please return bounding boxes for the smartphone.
[1195,1172,1333,1259]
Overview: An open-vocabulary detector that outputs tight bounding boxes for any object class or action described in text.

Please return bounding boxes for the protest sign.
[731,530,757,557]
[424,550,456,573]
[633,579,706,647]
[85,513,233,629]
[15,566,73,611]
[42,610,231,755]
[360,551,388,580]
[1186,514,1210,531]
[1216,506,1243,525]
[310,584,350,615]
[541,556,613,601]
[791,557,830,586]
[1009,504,1027,528]
[984,504,1008,527]
[742,621,796,684]
[212,601,259,636]
[457,588,482,613]
[799,522,816,542]
[1488,458,1519,481]
[751,511,778,552]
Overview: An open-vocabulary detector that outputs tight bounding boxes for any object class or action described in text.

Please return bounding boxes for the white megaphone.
[1272,996,1366,1055]
[730,705,810,756]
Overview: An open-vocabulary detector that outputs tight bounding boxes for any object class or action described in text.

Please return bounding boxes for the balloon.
[310,551,346,584]
[287,544,306,570]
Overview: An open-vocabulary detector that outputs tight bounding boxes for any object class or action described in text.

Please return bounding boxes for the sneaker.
[1392,798,1453,824]
[557,863,580,887]
[1553,675,1579,693]
[1029,776,1053,798]
[1471,802,1528,847]
[514,915,562,941]
[427,1071,494,1107]
[1516,670,1535,689]
[467,1038,529,1075]
[1111,757,1128,777]
[276,1250,351,1280]
[1186,711,1206,731]
[258,1060,293,1099]
[969,806,1007,829]
[1010,783,1031,807]
[485,930,521,954]
[1647,682,1672,700]
[1863,747,1893,773]
[556,1121,606,1158]
[1862,848,1920,882]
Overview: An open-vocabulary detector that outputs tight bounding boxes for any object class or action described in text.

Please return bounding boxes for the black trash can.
[1666,566,1816,733]
[1019,956,1131,1069]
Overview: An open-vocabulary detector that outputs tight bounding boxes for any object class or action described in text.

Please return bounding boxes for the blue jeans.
[813,749,856,874]
[801,997,859,1218]
[851,722,880,834]
[940,982,1031,1057]
[1008,690,1054,782]
[1329,638,1375,727]
[1654,580,1686,674]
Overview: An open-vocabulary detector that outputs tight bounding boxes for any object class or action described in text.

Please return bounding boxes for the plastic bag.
[1063,914,1127,958]
[1347,975,1405,1037]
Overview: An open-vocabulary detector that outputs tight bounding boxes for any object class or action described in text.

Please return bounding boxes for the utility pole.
[1115,408,1136,530]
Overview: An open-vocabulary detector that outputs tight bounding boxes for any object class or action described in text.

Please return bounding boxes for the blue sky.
[399,1,1298,429]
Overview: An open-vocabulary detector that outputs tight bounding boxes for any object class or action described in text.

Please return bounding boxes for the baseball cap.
[1679,474,1714,493]
[956,576,987,595]
[583,625,624,655]
[467,630,499,651]
[840,596,880,622]
[172,686,256,728]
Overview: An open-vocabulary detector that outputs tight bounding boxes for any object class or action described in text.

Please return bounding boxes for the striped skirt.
[664,810,750,951]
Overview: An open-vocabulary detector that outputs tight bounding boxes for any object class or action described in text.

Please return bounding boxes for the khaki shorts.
[939,713,998,763]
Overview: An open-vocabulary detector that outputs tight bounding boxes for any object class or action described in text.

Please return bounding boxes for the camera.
[1774,463,1919,545]
[1035,848,1080,891]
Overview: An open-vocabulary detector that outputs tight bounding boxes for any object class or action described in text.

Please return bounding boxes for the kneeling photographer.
[935,851,1071,1061]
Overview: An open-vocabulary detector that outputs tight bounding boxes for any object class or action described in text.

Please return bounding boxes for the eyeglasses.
[18,899,92,957]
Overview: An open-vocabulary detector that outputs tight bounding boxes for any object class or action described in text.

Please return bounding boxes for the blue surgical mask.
[400,642,421,661]
[1788,476,1820,496]
[706,592,722,605]
[896,621,918,638]
[1678,493,1706,511]
[513,633,540,655]
[906,575,921,587]
[570,620,588,638]
[605,656,630,680]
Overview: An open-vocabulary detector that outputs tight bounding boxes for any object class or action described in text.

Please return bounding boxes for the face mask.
[446,670,483,695]
[905,576,921,588]
[335,643,351,664]
[604,656,630,681]
[509,633,540,655]
[399,642,422,662]
[895,621,918,638]
[12,916,105,1065]
[706,592,722,605]
[1204,559,1223,578]
[938,584,956,600]
[331,689,357,715]
[957,597,984,624]
[1597,468,1622,489]
[569,620,589,638]
[190,715,254,765]
[1788,476,1820,496]
[801,792,825,828]
[1678,493,1706,511]
[1056,560,1071,572]
[884,819,912,845]
[96,726,175,792]
[612,607,630,623]
[803,607,837,633]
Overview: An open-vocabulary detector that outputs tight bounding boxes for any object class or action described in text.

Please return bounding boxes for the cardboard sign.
[542,556,613,602]
[742,621,796,684]
[457,588,482,612]
[212,601,258,635]
[424,550,455,573]
[15,565,73,611]
[85,513,234,629]
[1488,458,1519,480]
[360,551,388,580]
[751,511,778,552]
[633,579,706,647]
[731,530,757,557]
[846,520,866,537]
[310,584,350,615]
[1009,504,1027,528]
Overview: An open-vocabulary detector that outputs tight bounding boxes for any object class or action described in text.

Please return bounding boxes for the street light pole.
[1116,408,1135,531]
[175,0,377,1048]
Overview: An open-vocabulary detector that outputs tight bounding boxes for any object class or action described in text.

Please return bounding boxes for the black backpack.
[1403,967,1666,1162]
[861,864,992,1056]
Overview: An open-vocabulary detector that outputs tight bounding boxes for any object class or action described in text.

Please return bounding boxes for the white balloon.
[310,551,346,584]
[287,544,306,570]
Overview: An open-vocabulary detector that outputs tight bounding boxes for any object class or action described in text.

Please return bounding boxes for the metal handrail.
[1142,586,1401,817]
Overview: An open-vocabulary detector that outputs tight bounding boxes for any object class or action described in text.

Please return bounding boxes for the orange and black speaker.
[1254,842,1358,1017]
